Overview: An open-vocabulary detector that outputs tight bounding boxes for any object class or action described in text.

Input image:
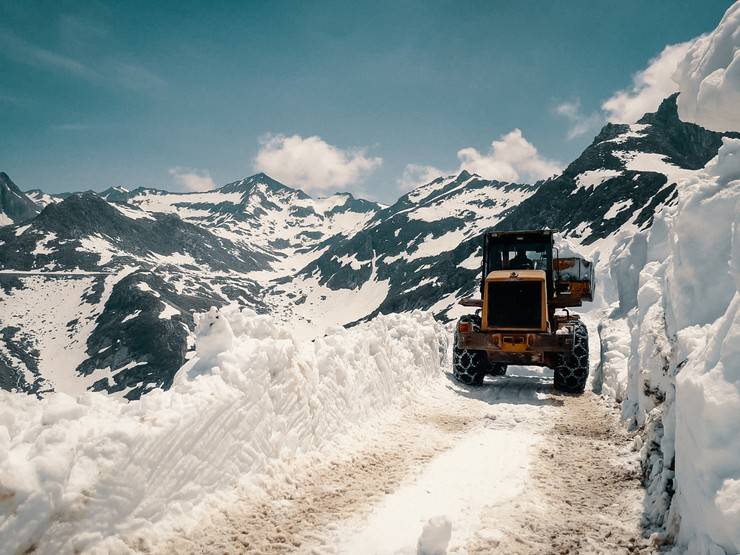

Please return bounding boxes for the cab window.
[487,243,549,271]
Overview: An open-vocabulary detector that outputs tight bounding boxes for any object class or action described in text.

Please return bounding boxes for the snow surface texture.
[0,309,447,554]
[597,138,740,553]
[674,1,740,132]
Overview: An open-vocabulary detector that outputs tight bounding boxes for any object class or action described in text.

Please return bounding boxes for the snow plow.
[454,229,594,393]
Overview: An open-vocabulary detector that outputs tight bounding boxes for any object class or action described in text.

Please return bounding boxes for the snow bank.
[674,1,740,132]
[597,138,740,553]
[0,308,447,554]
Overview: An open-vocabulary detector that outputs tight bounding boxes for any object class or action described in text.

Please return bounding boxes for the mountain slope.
[497,94,740,243]
[120,173,381,280]
[0,173,379,399]
[266,171,538,332]
[0,193,268,399]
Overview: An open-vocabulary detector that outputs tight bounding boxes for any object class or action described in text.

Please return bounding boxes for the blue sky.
[0,0,734,201]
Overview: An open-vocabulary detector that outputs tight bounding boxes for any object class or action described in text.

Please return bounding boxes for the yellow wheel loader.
[453,230,594,393]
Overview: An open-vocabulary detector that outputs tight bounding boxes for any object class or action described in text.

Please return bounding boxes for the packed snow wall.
[0,308,448,554]
[597,138,740,554]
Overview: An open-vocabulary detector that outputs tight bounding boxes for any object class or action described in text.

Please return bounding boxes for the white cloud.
[169,167,216,192]
[254,134,381,192]
[0,28,95,80]
[554,99,604,139]
[674,2,740,132]
[397,164,446,191]
[456,129,561,183]
[602,41,694,123]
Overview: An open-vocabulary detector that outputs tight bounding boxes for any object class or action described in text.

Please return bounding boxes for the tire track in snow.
[467,392,653,554]
[157,383,498,554]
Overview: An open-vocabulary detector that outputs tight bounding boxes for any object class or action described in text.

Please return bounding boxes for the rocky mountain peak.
[637,92,681,126]
[0,172,41,225]
[219,172,309,199]
[34,192,122,236]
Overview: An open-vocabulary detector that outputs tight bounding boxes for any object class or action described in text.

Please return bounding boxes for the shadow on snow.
[444,370,565,407]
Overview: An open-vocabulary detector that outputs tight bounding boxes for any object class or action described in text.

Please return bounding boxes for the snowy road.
[160,370,653,554]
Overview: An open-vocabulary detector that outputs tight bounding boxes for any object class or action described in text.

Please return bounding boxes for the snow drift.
[0,308,447,554]
[597,138,740,553]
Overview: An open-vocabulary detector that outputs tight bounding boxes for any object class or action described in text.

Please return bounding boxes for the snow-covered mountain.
[0,192,271,398]
[498,94,739,243]
[1,94,737,400]
[268,172,538,330]
[112,173,382,279]
[0,174,387,398]
[285,94,738,327]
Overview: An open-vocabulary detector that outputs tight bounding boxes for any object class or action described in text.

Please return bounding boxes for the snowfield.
[0,310,447,554]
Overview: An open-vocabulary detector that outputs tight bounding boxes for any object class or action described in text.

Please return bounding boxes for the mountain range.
[1,94,736,399]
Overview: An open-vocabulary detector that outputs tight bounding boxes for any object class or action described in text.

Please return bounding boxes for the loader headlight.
[457,321,472,333]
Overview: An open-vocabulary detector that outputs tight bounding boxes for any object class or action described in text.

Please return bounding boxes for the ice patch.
[76,235,123,265]
[112,203,156,221]
[136,281,161,297]
[31,232,58,256]
[158,302,180,320]
[335,252,368,270]
[457,250,481,270]
[614,150,698,185]
[602,123,651,144]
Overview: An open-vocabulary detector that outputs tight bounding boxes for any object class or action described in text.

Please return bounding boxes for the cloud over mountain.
[169,167,216,192]
[254,134,382,193]
[602,41,694,124]
[456,129,561,183]
[554,98,604,139]
[397,164,447,191]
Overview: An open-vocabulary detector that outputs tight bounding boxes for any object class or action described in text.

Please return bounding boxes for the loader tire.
[452,314,488,386]
[553,321,589,393]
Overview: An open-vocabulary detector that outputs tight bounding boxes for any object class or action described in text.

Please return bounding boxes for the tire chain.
[453,315,487,386]
[554,321,589,392]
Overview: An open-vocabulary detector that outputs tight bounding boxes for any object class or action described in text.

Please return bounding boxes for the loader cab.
[481,230,555,298]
